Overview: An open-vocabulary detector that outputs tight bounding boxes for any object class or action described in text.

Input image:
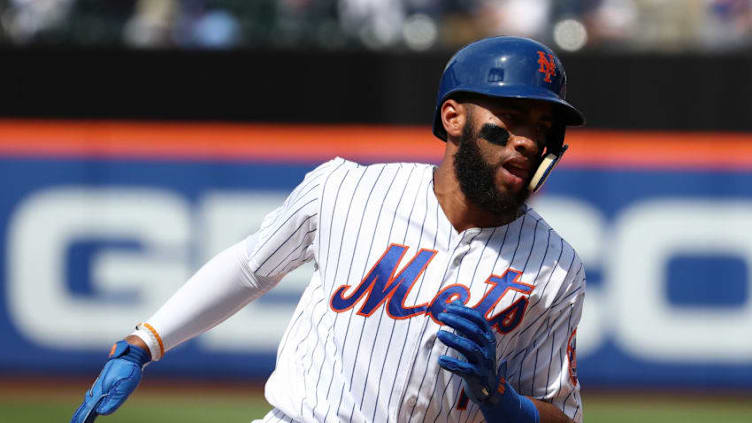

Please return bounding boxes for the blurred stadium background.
[1,0,752,422]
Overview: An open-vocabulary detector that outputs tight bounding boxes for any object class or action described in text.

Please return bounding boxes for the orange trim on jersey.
[493,297,530,334]
[456,388,469,411]
[1,120,752,169]
[471,268,534,323]
[329,243,409,315]
[141,322,165,358]
[567,328,578,387]
[356,244,414,318]
[426,284,471,326]
[385,248,437,320]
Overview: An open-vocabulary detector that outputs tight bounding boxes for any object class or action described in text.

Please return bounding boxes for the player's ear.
[441,99,467,142]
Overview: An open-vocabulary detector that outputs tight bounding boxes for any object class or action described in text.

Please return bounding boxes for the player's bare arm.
[531,399,575,423]
[124,335,149,352]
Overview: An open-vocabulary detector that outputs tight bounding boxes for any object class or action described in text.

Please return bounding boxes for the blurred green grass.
[2,385,751,423]
[2,395,269,422]
[583,395,752,423]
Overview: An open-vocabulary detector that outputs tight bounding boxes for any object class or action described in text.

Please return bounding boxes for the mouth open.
[497,157,533,192]
[503,162,530,180]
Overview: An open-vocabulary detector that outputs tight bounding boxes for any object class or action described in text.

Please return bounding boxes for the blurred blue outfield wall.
[1,122,752,389]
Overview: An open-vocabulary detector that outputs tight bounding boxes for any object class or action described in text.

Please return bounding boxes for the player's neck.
[433,160,520,232]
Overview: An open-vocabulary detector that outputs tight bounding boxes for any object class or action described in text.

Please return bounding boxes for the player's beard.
[453,118,531,219]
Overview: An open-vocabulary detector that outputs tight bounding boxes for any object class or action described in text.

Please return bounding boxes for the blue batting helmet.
[432,36,585,152]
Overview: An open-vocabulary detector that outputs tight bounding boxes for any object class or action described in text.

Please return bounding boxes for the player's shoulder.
[330,157,432,172]
[523,206,586,309]
[523,206,577,253]
[297,157,358,188]
[316,157,433,182]
[305,156,357,176]
[524,206,585,279]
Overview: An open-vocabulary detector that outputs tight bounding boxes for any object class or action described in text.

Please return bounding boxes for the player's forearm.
[529,397,573,423]
[131,238,271,359]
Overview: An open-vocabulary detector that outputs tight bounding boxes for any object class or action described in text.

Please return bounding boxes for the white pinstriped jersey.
[248,157,585,423]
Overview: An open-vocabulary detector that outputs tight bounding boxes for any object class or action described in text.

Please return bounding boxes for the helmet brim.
[432,86,584,141]
[444,85,585,126]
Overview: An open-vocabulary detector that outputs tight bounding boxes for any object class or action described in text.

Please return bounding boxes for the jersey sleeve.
[242,157,346,282]
[132,158,344,359]
[515,256,586,422]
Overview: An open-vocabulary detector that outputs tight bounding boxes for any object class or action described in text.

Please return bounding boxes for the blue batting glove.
[71,340,150,423]
[437,301,539,423]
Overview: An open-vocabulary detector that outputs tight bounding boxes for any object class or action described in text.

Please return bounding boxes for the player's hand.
[436,301,540,422]
[70,340,151,423]
[436,301,501,404]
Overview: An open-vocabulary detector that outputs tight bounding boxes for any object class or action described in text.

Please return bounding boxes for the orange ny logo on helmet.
[536,51,556,83]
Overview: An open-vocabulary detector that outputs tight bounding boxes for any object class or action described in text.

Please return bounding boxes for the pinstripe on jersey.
[251,157,585,423]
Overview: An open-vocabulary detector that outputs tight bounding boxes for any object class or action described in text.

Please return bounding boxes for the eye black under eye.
[478,124,510,146]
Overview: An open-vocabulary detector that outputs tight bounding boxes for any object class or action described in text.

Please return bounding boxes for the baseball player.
[72,36,585,423]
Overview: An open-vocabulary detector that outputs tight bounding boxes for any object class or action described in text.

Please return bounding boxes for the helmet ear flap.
[544,122,566,156]
[529,144,568,193]
[529,123,567,193]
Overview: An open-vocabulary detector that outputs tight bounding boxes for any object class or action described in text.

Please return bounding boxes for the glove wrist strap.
[130,323,164,361]
[110,340,151,368]
[478,379,540,423]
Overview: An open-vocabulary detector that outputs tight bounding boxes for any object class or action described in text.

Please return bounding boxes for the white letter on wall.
[7,187,191,349]
[610,199,752,362]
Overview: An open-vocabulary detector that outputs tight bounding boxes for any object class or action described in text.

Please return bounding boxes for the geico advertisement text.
[1,122,751,387]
